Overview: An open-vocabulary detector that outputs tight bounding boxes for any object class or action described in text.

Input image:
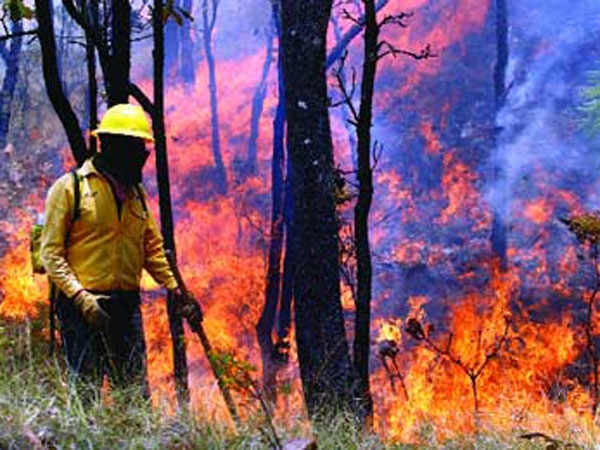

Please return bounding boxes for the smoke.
[489,0,600,213]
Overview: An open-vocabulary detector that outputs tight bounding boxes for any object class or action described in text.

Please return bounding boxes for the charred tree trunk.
[256,0,286,401]
[82,0,98,155]
[490,0,509,270]
[154,0,190,408]
[352,0,377,424]
[86,39,98,154]
[36,0,87,166]
[202,0,227,193]
[246,26,274,176]
[180,0,195,85]
[279,158,294,343]
[108,0,131,105]
[280,0,353,417]
[0,19,23,149]
[164,0,180,75]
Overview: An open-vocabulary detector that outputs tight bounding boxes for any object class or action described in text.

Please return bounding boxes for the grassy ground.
[0,321,562,449]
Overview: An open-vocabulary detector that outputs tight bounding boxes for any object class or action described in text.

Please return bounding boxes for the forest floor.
[0,320,558,449]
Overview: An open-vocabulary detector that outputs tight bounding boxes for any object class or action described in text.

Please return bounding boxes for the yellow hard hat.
[92,104,154,142]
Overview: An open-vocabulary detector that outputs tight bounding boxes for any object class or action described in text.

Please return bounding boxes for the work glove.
[73,290,111,330]
[173,288,203,324]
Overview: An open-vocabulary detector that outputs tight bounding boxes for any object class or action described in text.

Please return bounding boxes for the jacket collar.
[78,159,100,178]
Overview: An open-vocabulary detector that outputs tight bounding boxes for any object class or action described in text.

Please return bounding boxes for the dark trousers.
[56,290,150,400]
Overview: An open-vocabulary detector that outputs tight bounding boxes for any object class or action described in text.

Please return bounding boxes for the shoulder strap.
[134,184,148,213]
[71,169,81,223]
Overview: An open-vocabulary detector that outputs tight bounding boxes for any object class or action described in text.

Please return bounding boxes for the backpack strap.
[71,169,81,222]
[134,184,148,214]
[71,169,81,223]
[65,169,81,247]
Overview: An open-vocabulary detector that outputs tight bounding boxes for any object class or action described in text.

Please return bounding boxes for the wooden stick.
[165,250,241,428]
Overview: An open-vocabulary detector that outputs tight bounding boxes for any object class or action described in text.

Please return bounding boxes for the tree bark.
[154,0,190,408]
[83,0,98,154]
[164,0,180,75]
[246,26,274,176]
[0,19,23,149]
[352,0,377,424]
[108,0,131,105]
[35,0,87,166]
[202,0,227,193]
[256,0,285,402]
[490,0,509,270]
[280,0,353,417]
[279,160,294,342]
[180,0,195,85]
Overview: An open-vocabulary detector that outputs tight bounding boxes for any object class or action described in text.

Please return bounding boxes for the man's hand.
[172,288,203,324]
[73,290,111,330]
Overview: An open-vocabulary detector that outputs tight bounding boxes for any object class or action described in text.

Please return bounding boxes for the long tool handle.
[165,250,240,427]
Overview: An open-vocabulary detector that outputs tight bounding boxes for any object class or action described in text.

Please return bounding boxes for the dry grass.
[0,321,577,449]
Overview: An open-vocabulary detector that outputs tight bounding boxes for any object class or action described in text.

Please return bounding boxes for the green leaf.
[4,0,34,21]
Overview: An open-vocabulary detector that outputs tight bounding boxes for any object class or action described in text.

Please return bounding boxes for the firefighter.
[40,103,201,398]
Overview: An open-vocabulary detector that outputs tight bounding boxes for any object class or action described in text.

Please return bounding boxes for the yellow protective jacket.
[40,159,178,299]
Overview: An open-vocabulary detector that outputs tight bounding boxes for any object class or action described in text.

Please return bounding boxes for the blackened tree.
[333,1,431,424]
[280,0,354,417]
[179,0,195,85]
[152,0,193,408]
[256,0,391,406]
[0,15,24,149]
[164,0,181,74]
[245,22,274,177]
[256,0,286,402]
[164,0,195,85]
[35,0,87,165]
[490,0,509,270]
[201,0,227,193]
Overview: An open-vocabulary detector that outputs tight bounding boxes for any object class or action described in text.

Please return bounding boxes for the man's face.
[97,134,151,185]
[102,134,149,162]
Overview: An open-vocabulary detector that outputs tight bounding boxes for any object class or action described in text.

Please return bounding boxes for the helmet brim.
[91,128,155,143]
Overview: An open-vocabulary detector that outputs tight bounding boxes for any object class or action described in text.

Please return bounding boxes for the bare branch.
[378,12,413,28]
[0,28,37,43]
[210,0,218,31]
[129,83,154,114]
[341,8,362,27]
[327,0,389,69]
[62,0,87,30]
[377,41,435,61]
[473,317,511,379]
[371,140,384,172]
[332,52,360,124]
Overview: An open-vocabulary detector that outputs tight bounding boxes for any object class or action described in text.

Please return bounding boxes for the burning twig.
[406,315,511,427]
[377,338,409,401]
